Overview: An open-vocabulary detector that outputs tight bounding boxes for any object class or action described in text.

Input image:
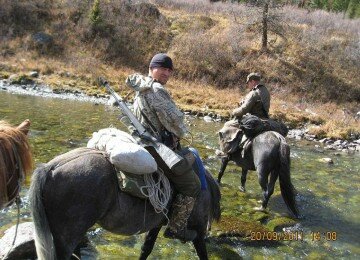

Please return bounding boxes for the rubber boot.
[163,194,197,242]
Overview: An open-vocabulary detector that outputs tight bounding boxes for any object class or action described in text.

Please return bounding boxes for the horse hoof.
[239,186,245,192]
[253,206,265,211]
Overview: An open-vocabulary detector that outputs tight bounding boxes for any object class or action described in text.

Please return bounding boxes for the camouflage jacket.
[125,74,188,140]
[232,84,270,119]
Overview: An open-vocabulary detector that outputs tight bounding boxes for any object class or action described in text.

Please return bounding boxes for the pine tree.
[89,0,102,27]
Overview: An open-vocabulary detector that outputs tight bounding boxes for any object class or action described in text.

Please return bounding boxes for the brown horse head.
[0,119,33,209]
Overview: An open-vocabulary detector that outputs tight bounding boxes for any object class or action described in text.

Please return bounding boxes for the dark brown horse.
[29,147,221,259]
[0,119,32,210]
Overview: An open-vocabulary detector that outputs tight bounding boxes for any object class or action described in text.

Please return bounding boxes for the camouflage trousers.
[168,194,196,233]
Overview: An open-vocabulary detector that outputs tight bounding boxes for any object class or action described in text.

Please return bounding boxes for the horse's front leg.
[217,156,229,184]
[193,232,208,260]
[240,168,248,192]
[139,226,162,260]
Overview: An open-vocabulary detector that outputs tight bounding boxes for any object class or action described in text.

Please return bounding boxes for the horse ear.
[17,119,31,135]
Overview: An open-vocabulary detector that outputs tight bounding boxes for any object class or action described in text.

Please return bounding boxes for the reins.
[2,144,24,258]
[2,196,21,259]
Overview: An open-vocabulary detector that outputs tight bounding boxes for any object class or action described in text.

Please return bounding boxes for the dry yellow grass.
[0,0,359,139]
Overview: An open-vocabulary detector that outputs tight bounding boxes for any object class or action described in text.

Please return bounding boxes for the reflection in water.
[0,91,359,259]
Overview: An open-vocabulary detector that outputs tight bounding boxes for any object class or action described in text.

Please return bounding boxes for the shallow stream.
[0,91,359,259]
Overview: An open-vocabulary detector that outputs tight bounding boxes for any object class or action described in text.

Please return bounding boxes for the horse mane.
[0,120,33,207]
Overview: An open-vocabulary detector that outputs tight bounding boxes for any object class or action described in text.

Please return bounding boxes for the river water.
[0,91,359,259]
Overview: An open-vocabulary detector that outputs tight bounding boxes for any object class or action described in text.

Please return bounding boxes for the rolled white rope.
[139,168,171,219]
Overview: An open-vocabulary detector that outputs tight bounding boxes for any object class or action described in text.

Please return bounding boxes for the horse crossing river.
[0,91,359,259]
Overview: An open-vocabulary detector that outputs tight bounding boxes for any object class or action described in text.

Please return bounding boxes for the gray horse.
[217,131,299,218]
[29,147,220,260]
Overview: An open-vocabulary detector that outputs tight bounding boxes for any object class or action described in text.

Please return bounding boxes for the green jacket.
[232,84,270,119]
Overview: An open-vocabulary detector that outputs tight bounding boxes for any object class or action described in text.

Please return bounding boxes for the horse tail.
[205,171,221,222]
[278,138,299,218]
[29,164,56,260]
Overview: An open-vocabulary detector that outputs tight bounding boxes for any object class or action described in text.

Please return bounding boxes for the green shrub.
[89,0,102,27]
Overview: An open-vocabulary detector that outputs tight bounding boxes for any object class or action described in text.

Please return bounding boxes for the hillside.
[0,0,359,139]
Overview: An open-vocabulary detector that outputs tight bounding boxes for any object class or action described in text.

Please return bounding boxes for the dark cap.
[246,72,261,83]
[149,53,173,70]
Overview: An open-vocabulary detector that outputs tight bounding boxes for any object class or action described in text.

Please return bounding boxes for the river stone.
[325,139,334,144]
[203,115,213,122]
[324,145,335,150]
[29,71,39,78]
[333,140,342,145]
[295,135,302,140]
[0,222,98,259]
[319,157,333,164]
[266,217,297,232]
[288,129,304,138]
[0,222,36,260]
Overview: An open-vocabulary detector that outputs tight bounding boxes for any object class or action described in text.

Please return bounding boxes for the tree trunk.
[262,0,270,52]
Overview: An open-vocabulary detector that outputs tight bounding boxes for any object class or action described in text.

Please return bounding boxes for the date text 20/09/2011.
[250,231,337,241]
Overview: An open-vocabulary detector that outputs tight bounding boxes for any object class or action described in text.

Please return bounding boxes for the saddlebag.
[240,114,288,139]
[117,171,148,199]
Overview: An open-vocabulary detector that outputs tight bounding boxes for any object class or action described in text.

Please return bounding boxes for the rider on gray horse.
[233,72,270,120]
[126,53,201,242]
[219,73,270,155]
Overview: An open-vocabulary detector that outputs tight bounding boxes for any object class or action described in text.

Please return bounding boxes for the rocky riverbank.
[1,78,359,153]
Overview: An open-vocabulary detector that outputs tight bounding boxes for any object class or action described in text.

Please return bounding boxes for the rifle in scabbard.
[98,77,182,169]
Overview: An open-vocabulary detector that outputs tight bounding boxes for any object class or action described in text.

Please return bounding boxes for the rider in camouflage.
[126,53,201,242]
